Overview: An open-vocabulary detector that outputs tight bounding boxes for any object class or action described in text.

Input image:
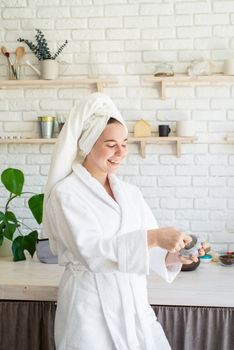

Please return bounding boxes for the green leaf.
[12,236,25,261]
[0,233,3,246]
[23,230,38,257]
[2,211,18,240]
[0,211,4,221]
[12,230,38,262]
[1,168,24,195]
[28,194,44,224]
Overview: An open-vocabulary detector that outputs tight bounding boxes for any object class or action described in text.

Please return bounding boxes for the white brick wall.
[0,0,234,247]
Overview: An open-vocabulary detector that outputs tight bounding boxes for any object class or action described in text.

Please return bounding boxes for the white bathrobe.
[46,163,181,350]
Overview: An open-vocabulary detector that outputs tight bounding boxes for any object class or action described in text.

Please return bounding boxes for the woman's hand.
[147,227,192,252]
[166,246,206,266]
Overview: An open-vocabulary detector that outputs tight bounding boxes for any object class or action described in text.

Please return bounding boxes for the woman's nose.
[115,147,122,155]
[115,145,126,156]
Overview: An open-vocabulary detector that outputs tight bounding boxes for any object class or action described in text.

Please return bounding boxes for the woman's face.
[84,122,128,176]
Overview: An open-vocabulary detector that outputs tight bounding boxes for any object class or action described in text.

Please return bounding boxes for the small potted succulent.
[0,168,44,261]
[17,28,68,79]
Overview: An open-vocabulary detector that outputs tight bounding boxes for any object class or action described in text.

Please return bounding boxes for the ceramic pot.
[40,59,59,80]
[0,239,12,257]
[223,59,234,75]
[176,120,196,137]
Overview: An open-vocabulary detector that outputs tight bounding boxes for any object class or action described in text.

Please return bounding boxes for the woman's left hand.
[166,246,206,266]
[177,246,205,265]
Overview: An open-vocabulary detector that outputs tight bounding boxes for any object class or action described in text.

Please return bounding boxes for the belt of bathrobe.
[65,263,148,349]
[65,262,88,272]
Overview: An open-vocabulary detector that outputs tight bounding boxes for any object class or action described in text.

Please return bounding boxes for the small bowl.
[199,254,213,263]
[181,258,200,272]
[219,254,234,266]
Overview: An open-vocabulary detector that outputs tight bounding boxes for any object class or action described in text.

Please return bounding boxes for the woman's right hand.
[147,227,192,252]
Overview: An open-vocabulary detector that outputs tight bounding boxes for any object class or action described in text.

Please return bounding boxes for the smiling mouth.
[108,159,120,165]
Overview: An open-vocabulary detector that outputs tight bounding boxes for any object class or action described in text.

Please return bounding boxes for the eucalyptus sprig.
[0,168,44,261]
[17,28,68,61]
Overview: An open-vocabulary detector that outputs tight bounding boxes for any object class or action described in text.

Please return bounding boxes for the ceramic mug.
[158,124,171,137]
[176,120,195,137]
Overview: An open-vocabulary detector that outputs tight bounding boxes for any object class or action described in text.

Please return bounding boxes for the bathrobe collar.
[72,162,121,212]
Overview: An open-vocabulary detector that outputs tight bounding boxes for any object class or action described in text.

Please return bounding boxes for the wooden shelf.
[146,74,234,99]
[0,78,118,92]
[0,136,197,157]
[128,136,197,158]
[0,138,56,144]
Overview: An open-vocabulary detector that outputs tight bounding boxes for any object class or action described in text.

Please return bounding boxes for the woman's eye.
[106,144,116,148]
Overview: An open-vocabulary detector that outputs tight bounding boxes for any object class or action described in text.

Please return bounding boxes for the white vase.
[223,59,234,75]
[176,121,196,137]
[40,59,59,80]
[0,239,12,257]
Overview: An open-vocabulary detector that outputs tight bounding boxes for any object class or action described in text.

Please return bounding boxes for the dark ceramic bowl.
[219,254,234,266]
[181,258,200,272]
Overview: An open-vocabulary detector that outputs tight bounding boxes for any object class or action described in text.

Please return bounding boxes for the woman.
[44,93,200,350]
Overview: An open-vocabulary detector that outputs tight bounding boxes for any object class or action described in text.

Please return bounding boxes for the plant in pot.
[17,28,68,79]
[0,168,44,262]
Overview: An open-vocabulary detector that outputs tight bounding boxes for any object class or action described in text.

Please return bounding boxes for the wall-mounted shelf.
[0,136,197,158]
[146,74,234,99]
[127,136,197,158]
[0,78,118,92]
[0,138,56,144]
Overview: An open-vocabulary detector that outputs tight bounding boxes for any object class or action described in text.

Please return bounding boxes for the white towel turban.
[43,92,127,254]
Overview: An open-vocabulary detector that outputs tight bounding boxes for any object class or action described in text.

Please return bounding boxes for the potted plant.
[17,28,68,79]
[0,168,44,262]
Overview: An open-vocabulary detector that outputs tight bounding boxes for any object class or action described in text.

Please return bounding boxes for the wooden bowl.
[219,254,234,266]
[181,258,200,271]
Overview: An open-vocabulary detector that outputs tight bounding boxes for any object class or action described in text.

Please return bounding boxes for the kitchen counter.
[0,257,64,301]
[148,262,234,307]
[0,257,234,306]
[0,257,233,350]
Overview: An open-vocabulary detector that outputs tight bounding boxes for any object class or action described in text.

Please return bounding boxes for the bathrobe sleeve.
[140,193,182,283]
[47,189,149,274]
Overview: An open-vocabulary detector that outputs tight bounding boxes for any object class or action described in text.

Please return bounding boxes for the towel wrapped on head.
[43,92,127,254]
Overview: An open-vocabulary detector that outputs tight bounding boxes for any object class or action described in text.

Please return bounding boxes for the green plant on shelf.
[0,168,44,261]
[17,28,68,61]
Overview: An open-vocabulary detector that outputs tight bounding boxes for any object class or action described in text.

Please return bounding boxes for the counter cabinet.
[0,301,233,350]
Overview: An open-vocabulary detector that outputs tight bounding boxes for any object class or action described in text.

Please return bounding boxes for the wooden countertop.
[0,258,233,307]
[0,257,64,301]
[148,262,234,307]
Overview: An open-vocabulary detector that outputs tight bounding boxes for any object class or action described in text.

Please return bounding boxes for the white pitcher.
[176,120,196,137]
[26,59,67,80]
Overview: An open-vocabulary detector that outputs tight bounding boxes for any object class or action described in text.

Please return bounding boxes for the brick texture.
[0,0,233,243]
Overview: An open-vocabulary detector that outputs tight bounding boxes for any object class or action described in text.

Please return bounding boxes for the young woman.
[44,93,201,350]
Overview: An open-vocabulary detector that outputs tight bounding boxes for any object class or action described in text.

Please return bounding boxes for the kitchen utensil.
[15,46,25,61]
[25,60,41,77]
[181,258,200,271]
[179,234,201,258]
[14,46,25,79]
[218,254,234,266]
[38,116,56,138]
[158,124,171,137]
[200,254,213,263]
[1,46,17,78]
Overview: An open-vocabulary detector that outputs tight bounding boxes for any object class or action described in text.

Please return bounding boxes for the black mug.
[158,124,171,137]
